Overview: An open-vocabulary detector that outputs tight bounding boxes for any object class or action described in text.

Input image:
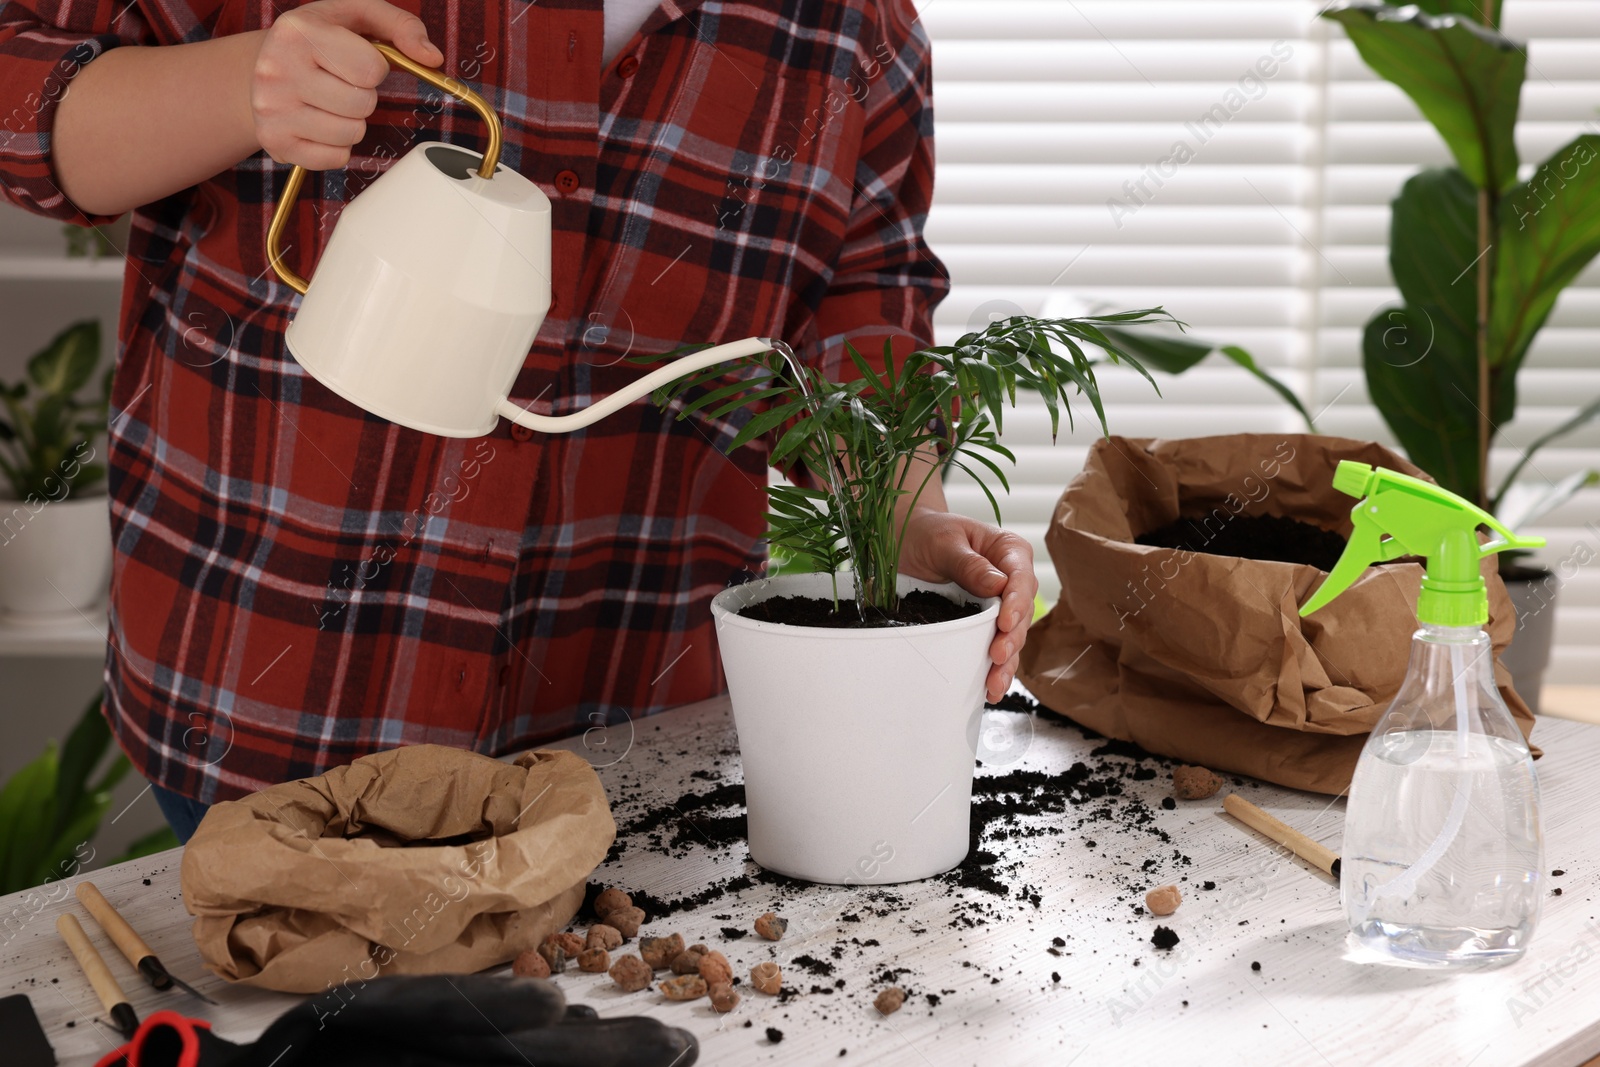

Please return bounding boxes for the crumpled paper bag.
[181,745,614,993]
[1017,434,1536,796]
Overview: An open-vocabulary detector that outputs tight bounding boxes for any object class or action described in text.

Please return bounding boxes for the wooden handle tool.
[1222,793,1341,879]
[75,882,217,1005]
[56,913,139,1039]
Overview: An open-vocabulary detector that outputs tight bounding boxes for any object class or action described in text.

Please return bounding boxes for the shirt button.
[555,169,580,194]
[510,422,534,442]
[617,55,640,77]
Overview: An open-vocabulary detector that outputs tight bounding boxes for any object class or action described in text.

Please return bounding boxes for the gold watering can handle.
[265,40,504,295]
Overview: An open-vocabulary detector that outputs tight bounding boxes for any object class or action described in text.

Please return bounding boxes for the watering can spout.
[495,337,780,434]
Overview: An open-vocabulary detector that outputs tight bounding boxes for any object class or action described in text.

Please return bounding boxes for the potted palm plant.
[0,321,113,621]
[649,311,1178,883]
[1326,0,1600,710]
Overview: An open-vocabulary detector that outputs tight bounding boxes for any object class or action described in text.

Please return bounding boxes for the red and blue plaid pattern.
[0,0,946,801]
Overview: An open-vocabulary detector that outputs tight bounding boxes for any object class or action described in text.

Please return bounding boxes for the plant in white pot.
[0,321,113,621]
[649,312,1173,884]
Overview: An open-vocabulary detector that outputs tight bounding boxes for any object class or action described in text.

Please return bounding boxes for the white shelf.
[0,254,125,281]
[0,608,108,657]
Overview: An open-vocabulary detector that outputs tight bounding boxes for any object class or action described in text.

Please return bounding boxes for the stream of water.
[767,340,867,617]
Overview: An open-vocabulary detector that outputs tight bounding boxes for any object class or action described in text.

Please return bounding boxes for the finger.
[323,0,442,66]
[948,540,1007,598]
[987,538,1037,631]
[267,135,353,171]
[302,21,394,88]
[285,105,368,150]
[298,66,380,118]
[986,653,1019,702]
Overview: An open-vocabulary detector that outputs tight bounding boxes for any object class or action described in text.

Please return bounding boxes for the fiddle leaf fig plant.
[0,320,110,502]
[1325,0,1600,534]
[644,310,1179,614]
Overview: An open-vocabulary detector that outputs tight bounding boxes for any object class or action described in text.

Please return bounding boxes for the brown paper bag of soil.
[181,745,614,993]
[1017,434,1537,796]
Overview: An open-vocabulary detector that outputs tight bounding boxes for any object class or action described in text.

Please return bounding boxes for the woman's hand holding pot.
[898,506,1039,703]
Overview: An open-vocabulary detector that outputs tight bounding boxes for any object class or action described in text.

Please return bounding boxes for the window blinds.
[921,0,1600,683]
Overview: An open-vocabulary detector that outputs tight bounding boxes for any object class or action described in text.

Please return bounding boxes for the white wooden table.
[3,694,1599,1067]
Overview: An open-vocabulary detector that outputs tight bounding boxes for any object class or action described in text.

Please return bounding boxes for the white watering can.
[266,41,775,438]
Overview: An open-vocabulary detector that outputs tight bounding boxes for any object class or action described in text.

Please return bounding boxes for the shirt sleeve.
[0,2,160,224]
[804,0,950,385]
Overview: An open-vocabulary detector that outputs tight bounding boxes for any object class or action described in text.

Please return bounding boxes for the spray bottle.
[1300,461,1545,967]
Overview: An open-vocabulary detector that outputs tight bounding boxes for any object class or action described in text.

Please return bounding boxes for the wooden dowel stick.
[76,882,155,972]
[1223,793,1341,878]
[56,913,130,1018]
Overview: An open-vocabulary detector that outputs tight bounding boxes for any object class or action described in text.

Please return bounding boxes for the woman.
[0,0,1036,840]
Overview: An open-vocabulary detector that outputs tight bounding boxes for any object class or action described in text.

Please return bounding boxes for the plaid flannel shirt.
[0,0,947,802]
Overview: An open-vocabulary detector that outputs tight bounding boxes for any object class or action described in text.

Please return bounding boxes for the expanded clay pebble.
[537,940,567,973]
[750,961,782,994]
[594,887,632,918]
[512,949,550,979]
[754,911,788,940]
[659,974,708,1001]
[671,949,705,975]
[607,906,646,938]
[577,947,610,973]
[1151,926,1180,950]
[547,931,585,957]
[698,950,733,986]
[1145,884,1182,916]
[586,924,623,951]
[609,954,652,992]
[874,987,906,1016]
[709,981,740,1012]
[640,934,685,970]
[1172,765,1222,800]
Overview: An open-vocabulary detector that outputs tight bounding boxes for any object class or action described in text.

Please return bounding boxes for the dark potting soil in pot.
[1136,513,1347,571]
[736,589,980,628]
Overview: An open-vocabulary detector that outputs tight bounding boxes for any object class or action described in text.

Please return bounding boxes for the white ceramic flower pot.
[711,573,999,884]
[0,490,111,621]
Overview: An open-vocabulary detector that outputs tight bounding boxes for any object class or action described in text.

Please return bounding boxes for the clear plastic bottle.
[1300,460,1547,969]
[1341,624,1542,967]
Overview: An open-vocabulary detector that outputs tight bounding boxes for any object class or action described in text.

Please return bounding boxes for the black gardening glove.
[95,975,697,1067]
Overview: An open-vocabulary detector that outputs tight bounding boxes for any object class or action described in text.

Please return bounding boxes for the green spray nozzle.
[1299,461,1545,627]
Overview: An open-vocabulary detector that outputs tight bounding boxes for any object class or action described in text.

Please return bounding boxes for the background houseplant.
[0,319,114,619]
[1326,0,1600,707]
[0,693,176,895]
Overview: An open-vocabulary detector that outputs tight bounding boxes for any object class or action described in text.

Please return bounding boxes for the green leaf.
[30,794,111,889]
[1098,325,1314,429]
[26,320,101,397]
[1360,302,1488,504]
[1496,469,1597,531]
[111,825,180,865]
[52,695,111,845]
[1390,166,1481,348]
[1491,134,1600,372]
[1410,0,1498,22]
[0,745,60,894]
[1491,391,1600,508]
[1322,2,1524,192]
